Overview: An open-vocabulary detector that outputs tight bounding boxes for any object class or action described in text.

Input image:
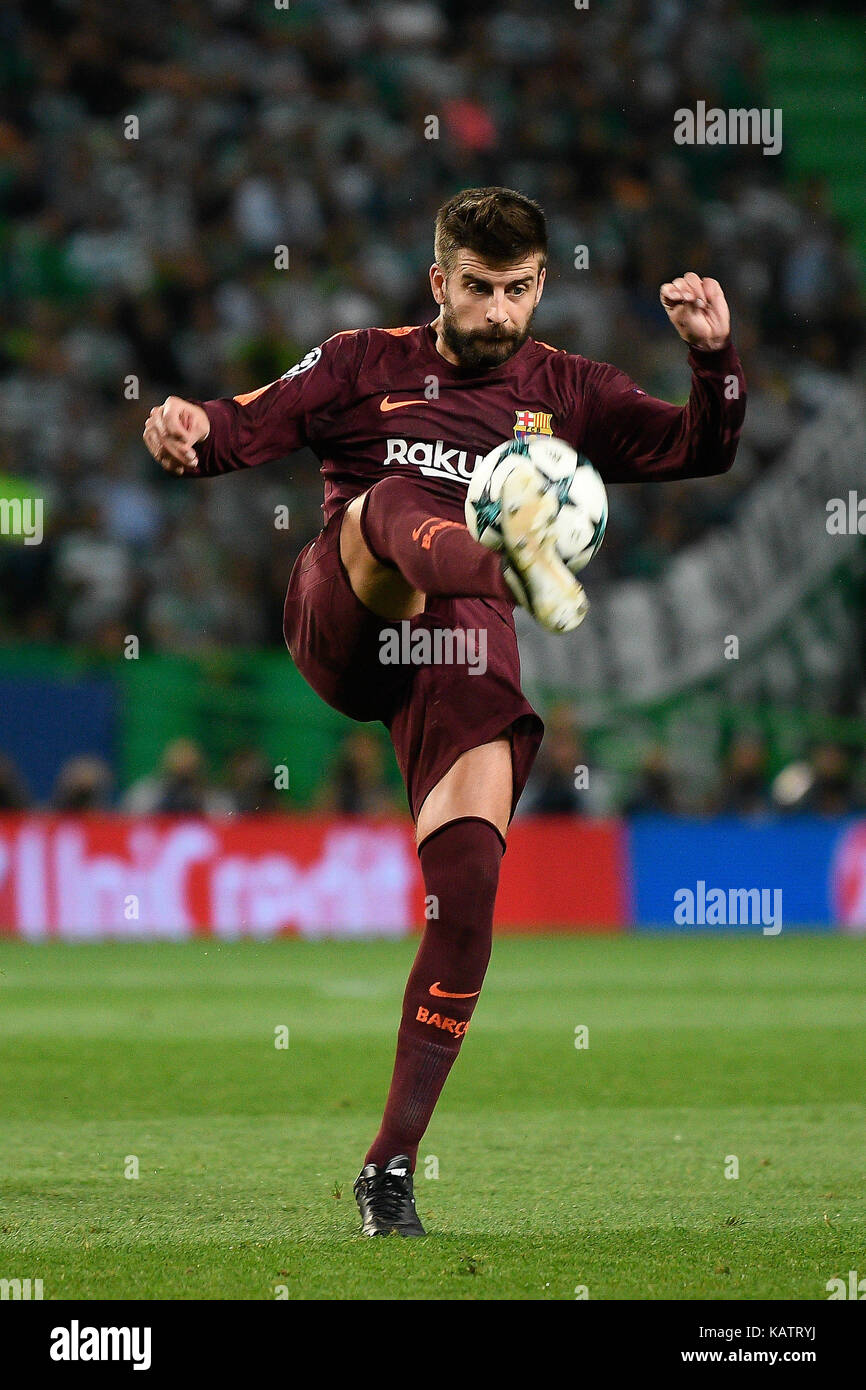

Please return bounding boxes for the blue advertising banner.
[0,676,117,804]
[628,817,866,932]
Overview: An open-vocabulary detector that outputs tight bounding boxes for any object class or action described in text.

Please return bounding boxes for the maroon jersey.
[191,322,746,522]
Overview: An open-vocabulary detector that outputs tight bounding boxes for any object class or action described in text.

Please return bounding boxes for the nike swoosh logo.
[411,518,461,542]
[379,395,428,412]
[429,982,480,999]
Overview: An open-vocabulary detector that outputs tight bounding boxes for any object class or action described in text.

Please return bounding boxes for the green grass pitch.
[1,933,864,1300]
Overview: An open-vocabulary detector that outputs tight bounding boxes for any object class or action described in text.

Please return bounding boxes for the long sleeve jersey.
[191,321,746,523]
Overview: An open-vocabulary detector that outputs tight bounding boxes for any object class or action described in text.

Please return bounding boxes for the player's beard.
[440,295,534,372]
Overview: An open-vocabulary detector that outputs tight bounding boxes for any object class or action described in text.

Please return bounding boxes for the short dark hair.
[434,186,547,276]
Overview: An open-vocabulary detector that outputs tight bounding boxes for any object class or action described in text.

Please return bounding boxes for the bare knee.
[416,738,513,845]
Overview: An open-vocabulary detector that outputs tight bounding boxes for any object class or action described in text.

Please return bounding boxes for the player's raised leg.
[340,469,588,633]
[353,738,512,1236]
[339,474,516,617]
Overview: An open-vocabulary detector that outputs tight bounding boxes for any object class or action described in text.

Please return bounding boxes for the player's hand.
[142,397,210,475]
[659,273,730,352]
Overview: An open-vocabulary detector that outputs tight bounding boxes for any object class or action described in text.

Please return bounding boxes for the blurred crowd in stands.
[520,703,865,817]
[1,0,865,654]
[0,730,405,815]
[0,721,863,818]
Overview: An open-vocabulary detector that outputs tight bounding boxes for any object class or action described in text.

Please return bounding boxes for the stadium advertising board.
[3,814,860,935]
[629,816,865,931]
[0,815,627,938]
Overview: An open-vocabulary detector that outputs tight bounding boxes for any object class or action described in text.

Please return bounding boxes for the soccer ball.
[465,434,608,575]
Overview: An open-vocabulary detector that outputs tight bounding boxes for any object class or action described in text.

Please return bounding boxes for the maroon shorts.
[282,497,544,823]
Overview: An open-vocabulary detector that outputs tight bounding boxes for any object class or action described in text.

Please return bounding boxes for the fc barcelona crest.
[513,409,553,438]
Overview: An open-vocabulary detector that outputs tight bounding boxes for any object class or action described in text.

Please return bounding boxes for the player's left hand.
[659,272,730,352]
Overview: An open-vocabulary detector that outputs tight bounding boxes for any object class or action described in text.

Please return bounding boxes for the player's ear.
[534,265,546,305]
[429,263,446,305]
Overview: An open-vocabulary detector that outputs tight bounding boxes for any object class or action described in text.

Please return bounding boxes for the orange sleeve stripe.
[233,382,275,406]
[232,329,362,404]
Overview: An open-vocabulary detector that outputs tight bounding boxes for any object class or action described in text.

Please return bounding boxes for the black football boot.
[353,1154,426,1236]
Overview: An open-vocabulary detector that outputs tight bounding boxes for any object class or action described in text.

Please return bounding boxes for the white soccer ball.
[465,434,607,575]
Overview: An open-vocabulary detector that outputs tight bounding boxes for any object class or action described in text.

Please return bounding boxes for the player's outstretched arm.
[141,332,363,479]
[575,272,745,483]
[142,397,210,476]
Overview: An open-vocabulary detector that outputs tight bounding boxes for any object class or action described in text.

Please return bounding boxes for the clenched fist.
[142,397,211,475]
[659,272,730,352]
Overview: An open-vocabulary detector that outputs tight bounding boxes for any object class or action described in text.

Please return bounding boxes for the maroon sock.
[360,475,513,603]
[364,817,505,1171]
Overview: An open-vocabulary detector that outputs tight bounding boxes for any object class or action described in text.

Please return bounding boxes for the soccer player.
[143,187,746,1236]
